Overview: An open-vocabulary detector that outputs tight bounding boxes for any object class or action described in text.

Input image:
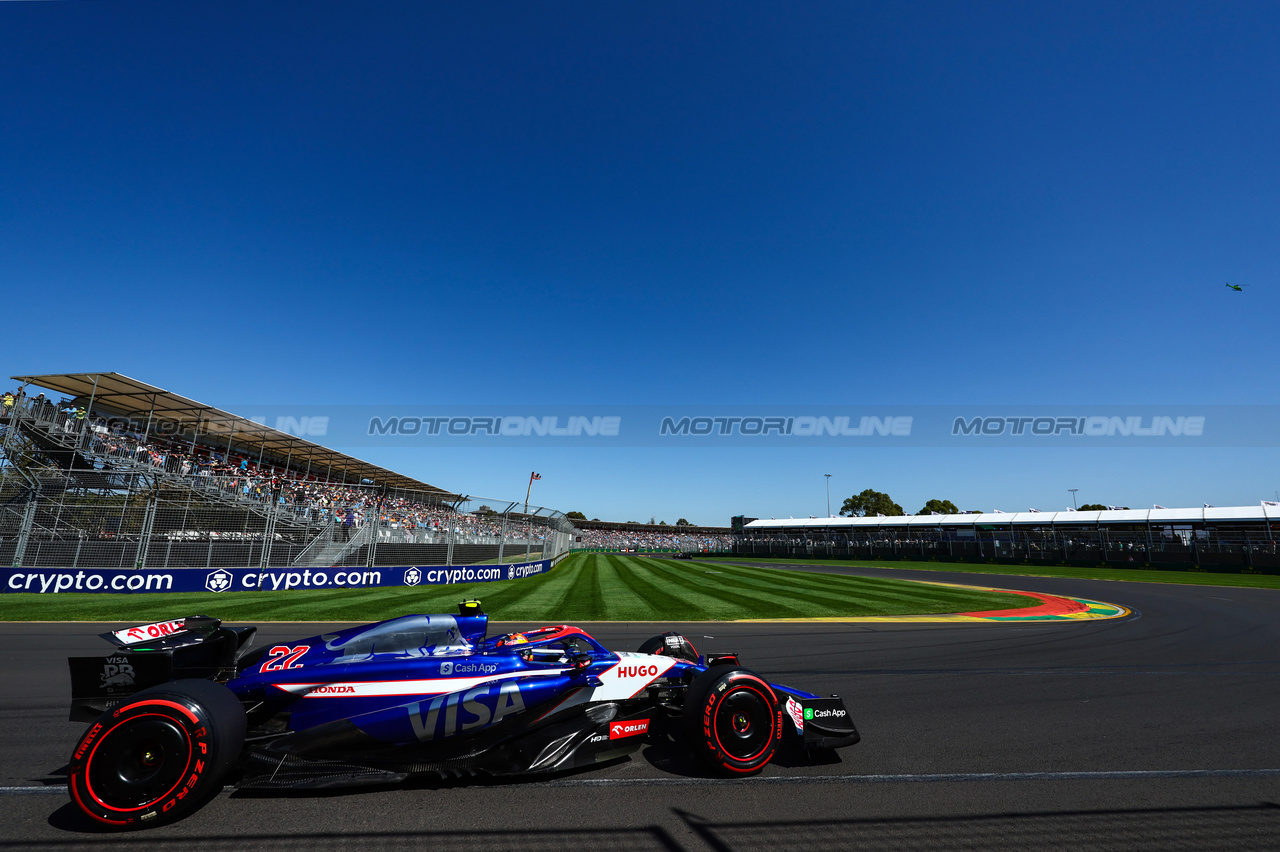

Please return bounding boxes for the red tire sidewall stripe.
[121,698,200,725]
[68,775,129,826]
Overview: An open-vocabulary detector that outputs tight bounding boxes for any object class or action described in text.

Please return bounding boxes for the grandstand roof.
[744,504,1280,529]
[11,372,449,495]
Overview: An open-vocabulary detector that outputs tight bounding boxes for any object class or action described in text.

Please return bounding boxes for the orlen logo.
[617,664,660,678]
[609,719,650,739]
[308,685,356,695]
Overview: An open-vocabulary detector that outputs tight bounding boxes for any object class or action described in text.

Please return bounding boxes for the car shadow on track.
[38,803,1280,850]
[640,732,844,774]
[221,733,845,802]
[40,734,848,834]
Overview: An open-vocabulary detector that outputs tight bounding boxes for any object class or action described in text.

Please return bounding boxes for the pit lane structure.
[738,505,1280,573]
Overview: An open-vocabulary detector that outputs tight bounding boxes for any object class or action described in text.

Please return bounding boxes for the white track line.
[536,769,1280,787]
[5,768,1279,795]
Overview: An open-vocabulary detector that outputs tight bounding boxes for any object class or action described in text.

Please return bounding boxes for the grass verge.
[728,557,1280,589]
[0,553,1037,622]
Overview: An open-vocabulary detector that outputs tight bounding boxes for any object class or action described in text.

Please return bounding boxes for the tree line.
[839,490,1123,517]
[839,489,954,517]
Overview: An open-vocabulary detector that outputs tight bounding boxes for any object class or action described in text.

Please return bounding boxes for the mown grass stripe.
[507,557,586,619]
[730,557,1280,590]
[703,560,947,602]
[688,560,1022,613]
[667,561,878,614]
[541,553,607,622]
[661,559,891,615]
[598,557,702,619]
[596,555,676,620]
[0,554,1038,622]
[611,550,747,616]
[635,558,812,618]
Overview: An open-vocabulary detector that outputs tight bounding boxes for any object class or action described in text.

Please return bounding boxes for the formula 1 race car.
[64,603,858,828]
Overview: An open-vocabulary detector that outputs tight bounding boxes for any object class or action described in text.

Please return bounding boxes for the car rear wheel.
[68,679,245,828]
[683,667,780,774]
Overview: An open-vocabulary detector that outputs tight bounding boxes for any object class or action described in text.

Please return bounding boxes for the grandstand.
[739,507,1280,571]
[570,519,733,553]
[0,373,574,570]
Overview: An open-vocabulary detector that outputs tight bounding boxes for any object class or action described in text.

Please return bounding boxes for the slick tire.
[683,667,781,774]
[68,679,246,829]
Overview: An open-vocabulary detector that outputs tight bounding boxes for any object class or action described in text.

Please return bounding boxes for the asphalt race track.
[3,563,1279,851]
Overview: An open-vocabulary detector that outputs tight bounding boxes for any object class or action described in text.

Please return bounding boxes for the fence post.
[134,493,157,569]
[11,491,37,568]
[496,515,507,565]
[367,494,382,568]
[259,497,276,570]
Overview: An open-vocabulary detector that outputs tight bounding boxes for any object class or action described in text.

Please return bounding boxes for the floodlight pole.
[1069,488,1079,510]
[825,474,832,517]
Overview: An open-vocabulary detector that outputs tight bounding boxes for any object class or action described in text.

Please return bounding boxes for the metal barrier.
[735,524,1280,572]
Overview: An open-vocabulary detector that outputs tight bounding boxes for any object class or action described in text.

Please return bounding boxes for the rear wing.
[68,615,257,722]
[101,616,215,648]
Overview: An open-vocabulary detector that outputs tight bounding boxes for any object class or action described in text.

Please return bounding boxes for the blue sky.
[3,1,1278,523]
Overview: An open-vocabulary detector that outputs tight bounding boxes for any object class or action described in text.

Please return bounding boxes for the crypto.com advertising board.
[2,560,551,595]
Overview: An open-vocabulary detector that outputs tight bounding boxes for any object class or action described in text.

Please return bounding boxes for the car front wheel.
[683,667,780,774]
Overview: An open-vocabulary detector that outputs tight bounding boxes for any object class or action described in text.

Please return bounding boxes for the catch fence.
[0,397,575,571]
[0,468,574,571]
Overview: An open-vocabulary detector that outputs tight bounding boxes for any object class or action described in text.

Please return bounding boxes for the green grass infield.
[729,557,1280,589]
[0,553,1037,623]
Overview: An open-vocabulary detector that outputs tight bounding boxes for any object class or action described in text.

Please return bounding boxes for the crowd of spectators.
[6,389,720,552]
[574,528,733,552]
[3,389,543,544]
[738,531,1274,558]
